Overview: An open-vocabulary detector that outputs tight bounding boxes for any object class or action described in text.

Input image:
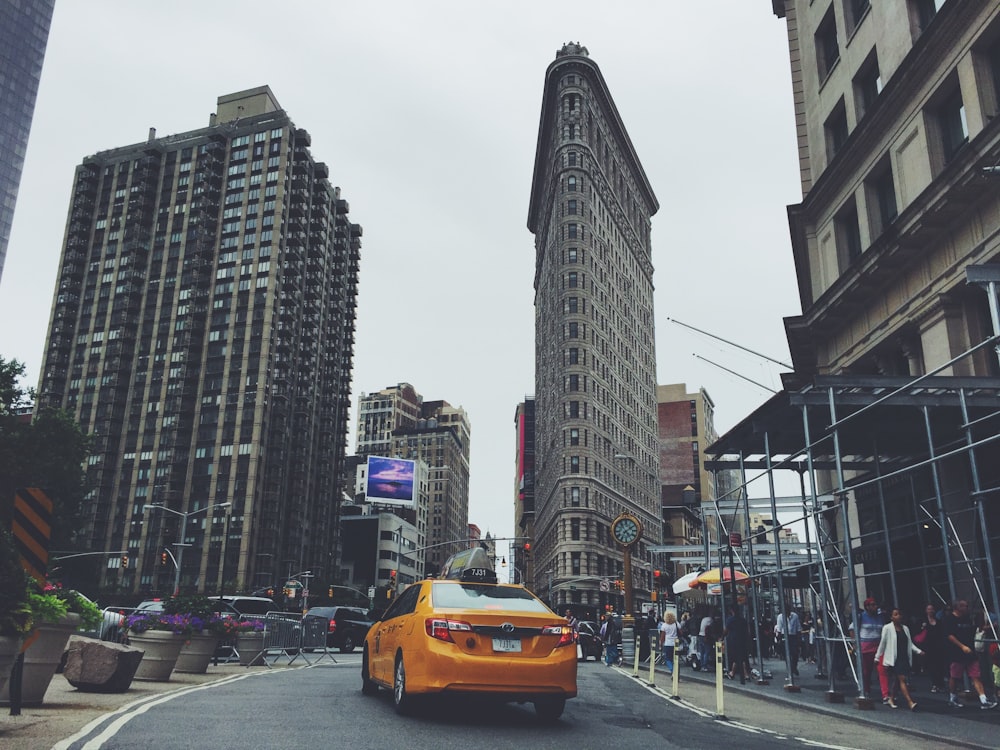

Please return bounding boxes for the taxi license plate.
[492,637,521,652]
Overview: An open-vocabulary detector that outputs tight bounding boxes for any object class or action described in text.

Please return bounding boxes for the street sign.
[599,578,610,592]
[368,586,376,598]
[285,579,302,589]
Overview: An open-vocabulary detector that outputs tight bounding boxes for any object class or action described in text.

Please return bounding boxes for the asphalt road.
[57,657,957,750]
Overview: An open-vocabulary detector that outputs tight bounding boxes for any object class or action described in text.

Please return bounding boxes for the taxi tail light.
[425,617,472,643]
[328,620,336,634]
[542,624,575,648]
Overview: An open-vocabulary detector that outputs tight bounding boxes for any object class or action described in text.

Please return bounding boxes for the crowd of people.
[568,596,1000,714]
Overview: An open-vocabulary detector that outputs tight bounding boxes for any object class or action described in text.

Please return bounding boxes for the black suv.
[303,606,373,653]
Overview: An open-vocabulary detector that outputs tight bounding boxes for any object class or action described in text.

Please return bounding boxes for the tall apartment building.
[37,86,361,596]
[528,43,662,612]
[356,383,471,574]
[0,0,55,283]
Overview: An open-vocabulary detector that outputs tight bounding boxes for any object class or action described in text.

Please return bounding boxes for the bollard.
[715,640,726,718]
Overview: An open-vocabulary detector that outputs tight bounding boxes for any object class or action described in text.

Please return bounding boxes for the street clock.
[610,513,642,548]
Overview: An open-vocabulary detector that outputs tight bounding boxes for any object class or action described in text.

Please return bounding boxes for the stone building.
[528,43,662,612]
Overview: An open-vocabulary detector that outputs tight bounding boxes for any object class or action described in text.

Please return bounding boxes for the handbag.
[913,628,927,646]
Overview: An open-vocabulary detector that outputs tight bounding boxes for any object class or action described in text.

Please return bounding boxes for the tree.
[0,356,90,557]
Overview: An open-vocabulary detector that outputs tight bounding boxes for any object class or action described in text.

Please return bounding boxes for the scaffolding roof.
[704,374,1000,473]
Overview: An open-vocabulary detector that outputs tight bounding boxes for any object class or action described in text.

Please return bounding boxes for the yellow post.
[715,640,726,718]
[671,646,680,697]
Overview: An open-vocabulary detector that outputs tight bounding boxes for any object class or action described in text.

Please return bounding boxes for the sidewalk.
[1,663,281,750]
[631,650,998,750]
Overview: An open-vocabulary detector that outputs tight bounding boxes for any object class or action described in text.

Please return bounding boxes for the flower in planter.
[126,612,202,636]
[223,617,266,636]
[39,581,102,631]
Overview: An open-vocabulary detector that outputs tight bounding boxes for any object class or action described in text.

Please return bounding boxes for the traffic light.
[523,542,531,554]
[161,551,168,566]
[328,586,334,598]
[389,570,397,588]
[121,554,129,569]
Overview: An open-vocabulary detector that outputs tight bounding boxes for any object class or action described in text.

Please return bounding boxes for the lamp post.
[144,501,231,595]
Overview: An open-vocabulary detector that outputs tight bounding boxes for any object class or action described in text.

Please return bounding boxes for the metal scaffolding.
[700,349,1000,699]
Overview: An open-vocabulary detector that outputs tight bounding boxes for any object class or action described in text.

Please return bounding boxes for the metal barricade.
[254,612,336,667]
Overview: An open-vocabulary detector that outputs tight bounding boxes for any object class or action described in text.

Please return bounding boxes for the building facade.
[356,383,471,574]
[528,43,662,612]
[0,0,55,283]
[37,86,360,597]
[513,398,536,588]
[774,0,1000,382]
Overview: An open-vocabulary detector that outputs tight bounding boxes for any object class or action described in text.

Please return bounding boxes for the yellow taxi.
[361,546,578,720]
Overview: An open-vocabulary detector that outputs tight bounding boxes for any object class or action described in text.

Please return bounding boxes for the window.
[568,347,579,365]
[825,100,849,161]
[570,456,580,473]
[836,198,863,267]
[567,175,577,192]
[816,7,840,81]
[568,322,579,338]
[938,87,968,163]
[567,223,578,239]
[568,374,579,391]
[567,199,577,215]
[568,151,577,167]
[568,272,578,288]
[570,428,580,445]
[847,0,871,34]
[571,487,581,506]
[571,519,580,541]
[853,52,881,119]
[866,161,897,238]
[569,401,580,418]
[567,297,578,313]
[911,0,944,37]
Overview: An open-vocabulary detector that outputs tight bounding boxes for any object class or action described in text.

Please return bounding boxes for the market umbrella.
[689,567,749,588]
[672,571,701,595]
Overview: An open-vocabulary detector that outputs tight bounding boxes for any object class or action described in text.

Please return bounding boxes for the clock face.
[612,515,641,546]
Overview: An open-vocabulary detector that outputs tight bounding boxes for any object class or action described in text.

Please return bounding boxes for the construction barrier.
[238,612,336,667]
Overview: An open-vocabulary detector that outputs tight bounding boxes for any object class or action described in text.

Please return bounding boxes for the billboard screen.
[365,456,416,506]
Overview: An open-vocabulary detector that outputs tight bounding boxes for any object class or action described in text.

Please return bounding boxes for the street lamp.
[144,502,231,595]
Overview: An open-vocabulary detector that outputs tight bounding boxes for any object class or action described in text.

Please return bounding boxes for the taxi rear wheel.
[534,697,566,722]
[393,654,413,714]
[361,649,378,696]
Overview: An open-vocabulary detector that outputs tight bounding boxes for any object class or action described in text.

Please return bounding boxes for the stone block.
[63,635,144,693]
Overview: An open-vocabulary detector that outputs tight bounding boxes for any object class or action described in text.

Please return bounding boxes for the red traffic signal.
[523,542,531,552]
[121,554,129,569]
[161,551,168,566]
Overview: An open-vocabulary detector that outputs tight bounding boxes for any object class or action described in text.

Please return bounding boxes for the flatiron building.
[527,43,662,612]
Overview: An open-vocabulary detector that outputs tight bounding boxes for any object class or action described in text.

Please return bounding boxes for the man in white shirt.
[698,612,714,671]
[776,608,802,676]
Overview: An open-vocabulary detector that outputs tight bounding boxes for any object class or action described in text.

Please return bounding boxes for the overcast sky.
[0,1,803,544]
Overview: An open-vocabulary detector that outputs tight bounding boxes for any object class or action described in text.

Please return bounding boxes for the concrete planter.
[236,632,265,666]
[130,630,184,681]
[0,613,80,706]
[174,632,220,674]
[0,635,23,696]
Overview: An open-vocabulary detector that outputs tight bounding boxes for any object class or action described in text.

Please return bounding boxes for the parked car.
[304,606,373,653]
[576,620,603,661]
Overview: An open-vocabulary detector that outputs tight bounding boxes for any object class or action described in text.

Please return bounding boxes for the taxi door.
[372,583,421,685]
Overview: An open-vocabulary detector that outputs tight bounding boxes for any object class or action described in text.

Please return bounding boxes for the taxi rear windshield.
[431,583,551,612]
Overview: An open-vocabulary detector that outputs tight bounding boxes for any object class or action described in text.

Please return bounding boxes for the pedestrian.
[801,611,814,662]
[813,609,828,677]
[725,605,751,683]
[776,606,802,676]
[658,611,679,672]
[875,607,923,710]
[564,608,579,631]
[854,597,884,700]
[942,599,997,710]
[603,611,622,667]
[916,602,946,693]
[698,608,713,671]
[973,611,997,701]
[638,610,655,663]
